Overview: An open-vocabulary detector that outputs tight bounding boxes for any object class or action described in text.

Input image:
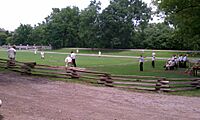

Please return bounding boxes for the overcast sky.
[0,0,152,31]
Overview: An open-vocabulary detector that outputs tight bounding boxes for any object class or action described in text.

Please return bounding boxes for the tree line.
[0,0,199,50]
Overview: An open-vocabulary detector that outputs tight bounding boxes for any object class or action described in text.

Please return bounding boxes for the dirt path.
[0,72,200,120]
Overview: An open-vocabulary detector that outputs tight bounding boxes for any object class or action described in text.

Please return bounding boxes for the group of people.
[164,54,188,70]
[65,51,77,67]
[139,52,156,71]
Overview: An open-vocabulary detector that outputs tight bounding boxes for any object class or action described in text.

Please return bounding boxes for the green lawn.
[0,50,194,78]
[49,48,200,58]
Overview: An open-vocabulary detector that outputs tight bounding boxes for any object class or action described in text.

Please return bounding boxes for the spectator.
[139,55,144,71]
[71,51,76,67]
[183,54,188,68]
[152,51,156,57]
[152,55,155,68]
[164,59,176,70]
[40,51,45,59]
[65,55,72,67]
[7,45,16,61]
[98,51,101,57]
[178,54,183,68]
[34,49,37,55]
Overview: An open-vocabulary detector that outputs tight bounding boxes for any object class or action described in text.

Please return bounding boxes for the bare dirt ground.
[0,72,200,120]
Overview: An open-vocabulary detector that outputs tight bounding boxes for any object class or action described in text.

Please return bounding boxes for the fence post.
[99,73,113,87]
[156,78,170,92]
[7,60,15,68]
[71,69,80,79]
[156,79,162,92]
[21,62,36,75]
[197,79,200,89]
[21,64,32,75]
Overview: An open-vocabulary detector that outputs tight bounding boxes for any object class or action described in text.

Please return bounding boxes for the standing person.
[139,55,144,71]
[152,51,156,57]
[98,51,101,57]
[71,51,76,67]
[7,45,16,61]
[34,49,37,55]
[152,55,155,68]
[178,54,183,68]
[40,51,45,59]
[183,54,188,68]
[65,55,72,67]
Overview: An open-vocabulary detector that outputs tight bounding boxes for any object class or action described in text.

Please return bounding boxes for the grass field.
[0,48,200,96]
[0,49,195,78]
[50,48,200,58]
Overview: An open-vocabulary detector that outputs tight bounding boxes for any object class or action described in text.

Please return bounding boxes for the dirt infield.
[0,72,200,120]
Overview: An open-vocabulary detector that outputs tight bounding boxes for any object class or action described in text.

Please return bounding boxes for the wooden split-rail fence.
[0,58,200,92]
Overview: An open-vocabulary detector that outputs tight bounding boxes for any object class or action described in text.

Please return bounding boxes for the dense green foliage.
[155,0,200,50]
[0,0,199,50]
[0,28,10,45]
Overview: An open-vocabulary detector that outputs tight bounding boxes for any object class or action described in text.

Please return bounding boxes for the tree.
[79,0,101,48]
[44,7,80,49]
[13,24,33,45]
[99,0,151,48]
[143,23,176,49]
[155,0,200,50]
[0,32,7,45]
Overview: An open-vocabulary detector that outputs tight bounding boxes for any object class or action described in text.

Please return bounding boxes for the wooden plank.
[172,87,196,91]
[160,87,196,92]
[167,78,200,81]
[34,66,66,71]
[31,73,70,79]
[112,81,156,87]
[111,74,164,79]
[80,76,100,80]
[115,86,156,91]
[111,77,157,83]
[0,58,8,61]
[68,68,108,75]
[78,72,103,77]
[169,81,199,85]
[160,88,172,92]
[32,69,72,76]
[159,80,169,84]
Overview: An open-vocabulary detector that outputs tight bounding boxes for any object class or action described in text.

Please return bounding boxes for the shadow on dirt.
[0,115,4,120]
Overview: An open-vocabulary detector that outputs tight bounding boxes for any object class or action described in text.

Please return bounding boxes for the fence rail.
[0,58,200,92]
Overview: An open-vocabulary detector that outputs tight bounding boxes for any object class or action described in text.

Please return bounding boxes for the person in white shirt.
[71,51,76,67]
[98,51,101,57]
[65,55,72,67]
[152,51,156,57]
[139,55,144,71]
[34,49,37,55]
[183,54,188,68]
[7,45,16,61]
[152,56,155,68]
[178,54,183,68]
[40,51,45,59]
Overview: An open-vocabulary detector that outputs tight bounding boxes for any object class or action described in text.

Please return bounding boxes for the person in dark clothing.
[152,56,155,68]
[139,55,144,71]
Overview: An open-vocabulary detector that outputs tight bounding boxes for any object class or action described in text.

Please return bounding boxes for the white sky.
[0,0,152,31]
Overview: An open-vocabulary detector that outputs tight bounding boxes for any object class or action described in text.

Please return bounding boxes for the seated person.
[164,59,176,70]
[65,55,72,67]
